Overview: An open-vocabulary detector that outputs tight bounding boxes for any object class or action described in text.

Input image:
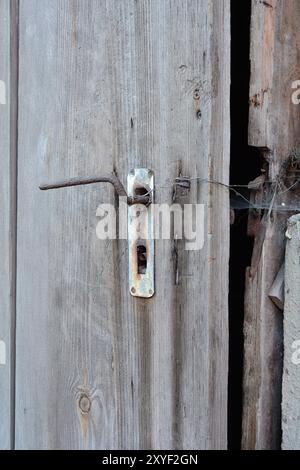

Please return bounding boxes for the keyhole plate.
[128,169,154,298]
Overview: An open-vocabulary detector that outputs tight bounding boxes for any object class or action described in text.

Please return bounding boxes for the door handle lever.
[39,172,152,206]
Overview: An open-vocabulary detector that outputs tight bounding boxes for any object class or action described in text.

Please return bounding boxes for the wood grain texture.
[242,0,300,449]
[282,215,300,449]
[16,0,230,449]
[0,0,18,450]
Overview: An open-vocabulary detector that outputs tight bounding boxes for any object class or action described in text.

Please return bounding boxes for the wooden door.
[1,0,230,449]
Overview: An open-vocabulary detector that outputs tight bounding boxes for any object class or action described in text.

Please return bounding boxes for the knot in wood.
[79,394,91,414]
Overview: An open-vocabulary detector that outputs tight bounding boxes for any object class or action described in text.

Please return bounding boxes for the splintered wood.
[242,0,300,450]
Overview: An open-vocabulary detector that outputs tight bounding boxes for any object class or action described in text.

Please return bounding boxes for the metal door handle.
[39,172,151,206]
[40,169,155,298]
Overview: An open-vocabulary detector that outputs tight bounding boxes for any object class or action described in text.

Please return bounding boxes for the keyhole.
[137,241,147,274]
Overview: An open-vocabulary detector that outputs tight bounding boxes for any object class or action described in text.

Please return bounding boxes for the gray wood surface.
[0,0,18,450]
[15,0,230,449]
[242,0,300,450]
[282,215,300,449]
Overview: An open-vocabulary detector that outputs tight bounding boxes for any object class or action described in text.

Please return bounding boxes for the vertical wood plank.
[0,0,18,450]
[282,214,300,449]
[243,0,300,449]
[16,0,230,449]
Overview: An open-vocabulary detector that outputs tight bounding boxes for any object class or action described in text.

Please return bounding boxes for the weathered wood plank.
[0,0,18,450]
[16,0,230,449]
[282,214,300,449]
[243,0,300,449]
